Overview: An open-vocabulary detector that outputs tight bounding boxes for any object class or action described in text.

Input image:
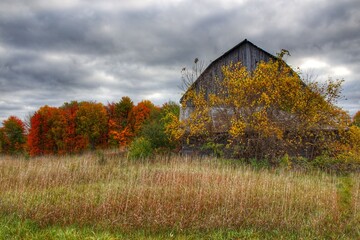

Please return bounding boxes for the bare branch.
[179,58,205,92]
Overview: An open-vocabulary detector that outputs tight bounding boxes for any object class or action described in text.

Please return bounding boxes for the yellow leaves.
[260,92,271,106]
[229,118,246,138]
[348,125,360,152]
[209,93,220,106]
[188,106,211,137]
[353,111,360,127]
[164,112,185,141]
[180,55,349,158]
[251,110,282,139]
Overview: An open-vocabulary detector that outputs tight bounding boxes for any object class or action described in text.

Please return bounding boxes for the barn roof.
[219,39,275,64]
[180,39,277,103]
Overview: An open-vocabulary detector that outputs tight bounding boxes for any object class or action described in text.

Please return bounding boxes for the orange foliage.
[27,106,58,156]
[107,97,134,147]
[128,100,157,134]
[61,102,87,153]
[13,97,160,156]
[109,126,133,146]
[27,103,89,156]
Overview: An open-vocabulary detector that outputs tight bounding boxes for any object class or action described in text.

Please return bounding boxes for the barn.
[178,39,339,159]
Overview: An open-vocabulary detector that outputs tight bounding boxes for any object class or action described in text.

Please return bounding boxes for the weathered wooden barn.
[180,39,277,121]
[179,39,341,159]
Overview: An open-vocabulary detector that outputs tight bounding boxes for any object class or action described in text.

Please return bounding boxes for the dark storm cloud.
[0,52,94,91]
[0,0,359,123]
[0,10,117,55]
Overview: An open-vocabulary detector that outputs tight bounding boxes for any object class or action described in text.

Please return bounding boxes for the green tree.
[140,101,180,151]
[0,116,26,154]
[115,96,134,128]
[128,137,153,160]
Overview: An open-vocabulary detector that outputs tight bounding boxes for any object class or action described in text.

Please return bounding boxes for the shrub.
[312,153,360,173]
[201,141,224,158]
[279,153,292,169]
[249,157,271,170]
[348,125,360,151]
[139,101,180,152]
[127,137,153,160]
[140,117,169,149]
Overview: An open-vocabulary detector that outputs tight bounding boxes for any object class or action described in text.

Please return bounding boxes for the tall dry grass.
[0,152,359,236]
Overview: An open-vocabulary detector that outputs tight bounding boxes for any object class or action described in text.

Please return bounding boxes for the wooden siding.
[180,39,276,120]
[187,40,274,100]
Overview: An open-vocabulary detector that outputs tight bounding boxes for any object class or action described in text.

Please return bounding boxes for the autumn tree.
[353,111,360,127]
[76,101,108,150]
[349,111,360,155]
[46,107,68,154]
[0,116,26,154]
[60,101,87,153]
[115,96,134,128]
[107,96,134,147]
[27,106,59,156]
[128,100,157,135]
[128,101,180,158]
[179,57,349,159]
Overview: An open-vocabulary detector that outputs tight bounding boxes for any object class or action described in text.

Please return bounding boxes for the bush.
[140,118,169,150]
[201,141,224,158]
[312,153,360,173]
[279,153,292,169]
[127,137,153,160]
[139,101,180,152]
[348,125,360,151]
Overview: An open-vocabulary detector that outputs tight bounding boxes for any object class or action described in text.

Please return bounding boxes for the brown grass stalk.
[0,153,359,235]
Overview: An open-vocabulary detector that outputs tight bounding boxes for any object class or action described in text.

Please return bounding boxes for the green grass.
[0,152,359,239]
[1,215,353,240]
[1,215,357,239]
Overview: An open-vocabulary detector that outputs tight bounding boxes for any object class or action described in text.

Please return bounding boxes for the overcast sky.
[0,0,359,123]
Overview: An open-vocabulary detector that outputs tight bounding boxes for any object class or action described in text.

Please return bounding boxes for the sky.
[0,0,359,123]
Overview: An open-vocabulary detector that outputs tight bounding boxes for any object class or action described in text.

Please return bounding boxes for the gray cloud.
[0,0,359,124]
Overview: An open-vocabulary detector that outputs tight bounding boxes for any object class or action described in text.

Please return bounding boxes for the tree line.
[1,56,360,167]
[0,97,179,156]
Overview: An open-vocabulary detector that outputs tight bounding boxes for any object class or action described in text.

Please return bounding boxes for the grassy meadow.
[0,151,359,239]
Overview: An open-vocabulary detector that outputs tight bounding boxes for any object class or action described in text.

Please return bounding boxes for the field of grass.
[0,151,359,239]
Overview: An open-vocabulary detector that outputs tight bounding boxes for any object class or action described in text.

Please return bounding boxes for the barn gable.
[180,39,277,120]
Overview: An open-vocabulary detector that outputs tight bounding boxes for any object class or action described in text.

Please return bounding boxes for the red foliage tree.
[61,101,87,153]
[27,102,92,156]
[128,100,157,135]
[107,96,134,147]
[27,106,59,156]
